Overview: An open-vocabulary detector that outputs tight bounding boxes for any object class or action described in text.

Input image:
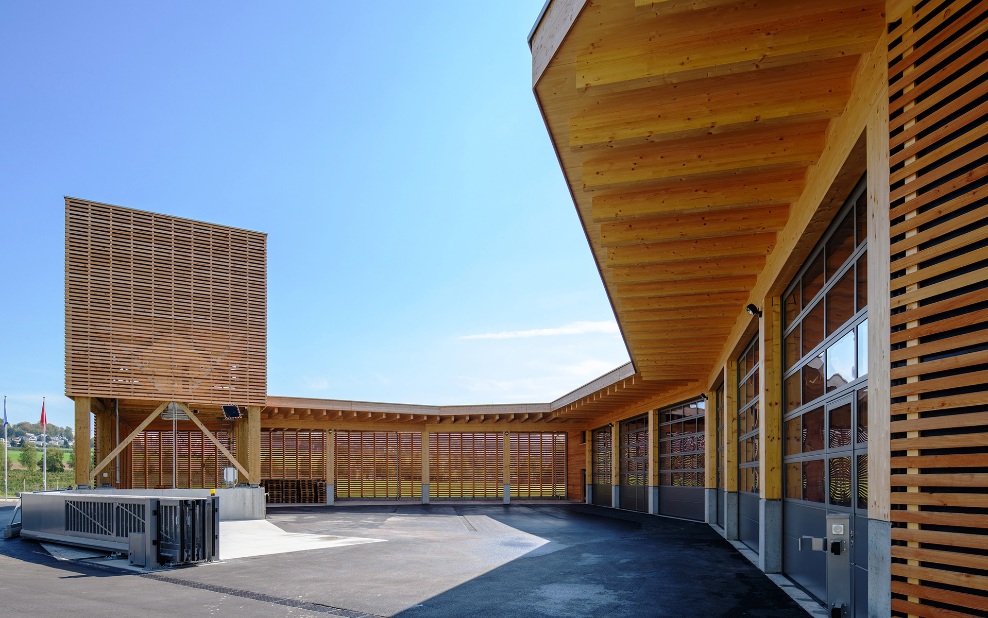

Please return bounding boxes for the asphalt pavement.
[0,502,814,617]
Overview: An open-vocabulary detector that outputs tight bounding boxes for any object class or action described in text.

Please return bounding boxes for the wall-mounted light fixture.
[745,303,763,318]
[700,393,708,401]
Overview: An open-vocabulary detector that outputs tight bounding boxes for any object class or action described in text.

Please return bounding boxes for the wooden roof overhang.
[531,0,885,386]
[263,362,700,431]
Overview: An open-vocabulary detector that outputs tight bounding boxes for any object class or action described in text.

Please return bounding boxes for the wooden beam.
[571,56,855,149]
[600,204,790,248]
[620,291,749,312]
[604,232,776,267]
[615,275,756,298]
[608,255,767,284]
[181,402,250,481]
[74,397,92,487]
[91,402,168,485]
[583,122,827,191]
[592,168,806,222]
[576,3,883,92]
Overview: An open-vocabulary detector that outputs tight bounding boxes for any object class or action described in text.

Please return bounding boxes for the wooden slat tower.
[65,197,267,487]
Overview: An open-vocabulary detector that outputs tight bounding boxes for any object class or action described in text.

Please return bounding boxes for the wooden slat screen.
[131,430,231,489]
[335,431,422,499]
[64,198,267,405]
[261,430,326,480]
[509,432,566,498]
[430,433,502,498]
[592,426,612,485]
[261,430,328,504]
[888,2,988,615]
[565,430,585,501]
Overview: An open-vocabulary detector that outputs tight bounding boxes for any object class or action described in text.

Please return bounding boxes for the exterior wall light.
[745,303,763,318]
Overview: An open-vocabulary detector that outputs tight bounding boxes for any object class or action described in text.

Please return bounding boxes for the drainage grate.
[140,573,385,618]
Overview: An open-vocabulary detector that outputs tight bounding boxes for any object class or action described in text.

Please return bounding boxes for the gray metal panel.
[591,484,612,507]
[826,514,851,617]
[739,492,760,552]
[853,513,869,617]
[658,486,704,521]
[782,501,827,603]
[619,485,647,513]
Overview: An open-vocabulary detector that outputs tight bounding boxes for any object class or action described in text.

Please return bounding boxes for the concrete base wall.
[868,519,891,617]
[648,486,659,515]
[612,485,620,509]
[503,484,510,505]
[326,484,335,506]
[422,483,430,505]
[585,484,592,505]
[83,487,265,520]
[704,488,717,524]
[724,491,739,540]
[758,498,782,573]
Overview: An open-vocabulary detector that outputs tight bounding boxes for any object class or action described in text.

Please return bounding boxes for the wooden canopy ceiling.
[532,0,884,384]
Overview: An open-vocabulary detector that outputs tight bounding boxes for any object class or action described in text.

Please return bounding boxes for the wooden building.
[529,0,988,616]
[63,0,987,615]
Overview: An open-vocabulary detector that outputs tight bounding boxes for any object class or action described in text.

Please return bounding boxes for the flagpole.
[4,395,8,499]
[42,397,47,491]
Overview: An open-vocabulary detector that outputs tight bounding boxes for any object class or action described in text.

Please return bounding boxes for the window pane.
[829,457,852,507]
[803,406,825,452]
[785,373,801,412]
[857,454,868,510]
[857,387,868,444]
[827,329,856,392]
[826,211,855,278]
[826,267,855,335]
[858,319,869,378]
[785,417,801,455]
[803,252,825,307]
[803,352,825,403]
[856,251,868,312]
[786,462,802,500]
[784,286,801,329]
[803,300,824,355]
[804,459,825,503]
[855,191,867,247]
[829,402,852,449]
[785,327,801,371]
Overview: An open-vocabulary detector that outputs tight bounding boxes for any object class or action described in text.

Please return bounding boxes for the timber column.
[704,389,718,524]
[584,430,592,505]
[758,296,783,573]
[724,363,740,540]
[94,403,114,487]
[647,409,659,514]
[325,430,335,505]
[421,429,430,504]
[502,432,510,504]
[246,405,261,485]
[611,422,620,508]
[73,397,91,488]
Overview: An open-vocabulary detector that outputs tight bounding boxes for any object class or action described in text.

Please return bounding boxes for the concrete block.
[758,498,782,573]
[724,491,739,540]
[868,519,891,618]
[704,488,717,524]
[648,486,659,515]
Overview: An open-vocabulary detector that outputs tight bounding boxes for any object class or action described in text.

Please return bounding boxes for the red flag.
[41,400,46,433]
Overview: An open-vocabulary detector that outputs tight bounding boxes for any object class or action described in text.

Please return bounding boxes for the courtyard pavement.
[0,502,814,617]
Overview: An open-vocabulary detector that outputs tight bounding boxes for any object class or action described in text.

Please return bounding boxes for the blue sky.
[0,2,629,429]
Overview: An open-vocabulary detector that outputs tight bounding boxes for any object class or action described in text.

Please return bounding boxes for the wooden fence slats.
[888,2,988,615]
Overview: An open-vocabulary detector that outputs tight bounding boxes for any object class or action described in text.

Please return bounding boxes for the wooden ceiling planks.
[532,0,884,384]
